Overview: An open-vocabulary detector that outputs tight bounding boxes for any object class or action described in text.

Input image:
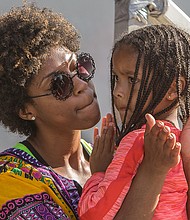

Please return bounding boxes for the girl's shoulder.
[120,127,145,144]
[115,128,144,160]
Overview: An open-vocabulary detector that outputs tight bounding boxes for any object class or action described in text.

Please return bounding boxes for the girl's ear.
[19,104,36,121]
[167,76,186,101]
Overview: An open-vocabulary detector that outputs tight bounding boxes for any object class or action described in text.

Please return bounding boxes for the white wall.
[0,0,114,149]
[173,0,190,17]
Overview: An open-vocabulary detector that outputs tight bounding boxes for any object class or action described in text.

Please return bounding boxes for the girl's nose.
[113,84,125,99]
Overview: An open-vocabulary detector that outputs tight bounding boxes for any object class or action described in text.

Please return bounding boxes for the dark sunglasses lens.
[78,53,95,79]
[51,74,73,100]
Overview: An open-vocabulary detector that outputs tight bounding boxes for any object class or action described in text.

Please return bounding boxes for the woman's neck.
[27,130,84,168]
[27,130,91,186]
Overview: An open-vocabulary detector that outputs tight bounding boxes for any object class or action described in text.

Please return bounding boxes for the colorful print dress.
[0,139,92,220]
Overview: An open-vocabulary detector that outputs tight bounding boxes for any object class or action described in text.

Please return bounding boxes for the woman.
[0,3,178,220]
[0,4,100,219]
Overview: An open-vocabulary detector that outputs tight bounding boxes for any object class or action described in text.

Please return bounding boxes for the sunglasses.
[29,52,95,101]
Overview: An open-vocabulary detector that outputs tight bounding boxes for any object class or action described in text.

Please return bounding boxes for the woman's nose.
[72,75,89,95]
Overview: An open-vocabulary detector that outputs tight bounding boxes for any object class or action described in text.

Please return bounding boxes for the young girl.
[78,24,190,219]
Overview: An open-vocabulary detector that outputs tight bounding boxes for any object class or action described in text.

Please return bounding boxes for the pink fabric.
[78,122,188,220]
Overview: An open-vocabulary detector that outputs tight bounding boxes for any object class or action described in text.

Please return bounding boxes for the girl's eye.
[128,76,139,84]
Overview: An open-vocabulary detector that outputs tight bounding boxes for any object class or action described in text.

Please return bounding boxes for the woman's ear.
[19,104,36,121]
[167,76,186,101]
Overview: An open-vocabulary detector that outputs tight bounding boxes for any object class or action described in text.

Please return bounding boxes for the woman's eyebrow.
[37,71,55,88]
[39,53,75,86]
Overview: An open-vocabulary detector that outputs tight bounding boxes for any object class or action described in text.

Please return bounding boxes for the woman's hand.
[180,117,190,162]
[180,117,190,218]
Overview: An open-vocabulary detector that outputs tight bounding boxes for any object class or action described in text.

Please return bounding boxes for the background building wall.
[173,0,190,16]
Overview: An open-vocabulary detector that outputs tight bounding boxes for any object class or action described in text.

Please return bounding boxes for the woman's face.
[27,47,101,132]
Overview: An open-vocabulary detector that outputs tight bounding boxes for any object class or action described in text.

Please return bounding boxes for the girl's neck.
[158,110,180,129]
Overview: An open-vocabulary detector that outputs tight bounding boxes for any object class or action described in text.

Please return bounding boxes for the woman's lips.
[77,99,94,111]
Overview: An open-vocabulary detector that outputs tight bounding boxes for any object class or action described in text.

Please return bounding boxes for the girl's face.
[112,45,141,124]
[112,45,174,125]
[26,47,101,133]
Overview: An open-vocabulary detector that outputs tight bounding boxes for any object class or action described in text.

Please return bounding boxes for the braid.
[121,51,143,134]
[176,29,190,124]
[110,58,120,137]
[111,24,190,144]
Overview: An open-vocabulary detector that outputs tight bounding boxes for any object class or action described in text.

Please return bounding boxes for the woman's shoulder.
[0,143,80,219]
[0,142,43,168]
[0,144,80,219]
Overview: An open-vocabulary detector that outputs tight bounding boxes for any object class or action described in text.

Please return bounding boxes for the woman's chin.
[83,112,101,130]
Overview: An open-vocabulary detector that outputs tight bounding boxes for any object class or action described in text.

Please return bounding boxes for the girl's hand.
[90,113,115,174]
[143,114,181,174]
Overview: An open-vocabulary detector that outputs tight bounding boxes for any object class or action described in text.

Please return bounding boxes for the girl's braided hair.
[0,4,80,136]
[110,24,190,145]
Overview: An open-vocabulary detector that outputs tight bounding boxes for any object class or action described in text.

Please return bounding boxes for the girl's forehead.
[115,44,138,53]
[112,46,146,78]
[112,46,139,66]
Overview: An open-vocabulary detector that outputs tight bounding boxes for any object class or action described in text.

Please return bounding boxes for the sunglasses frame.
[28,52,95,101]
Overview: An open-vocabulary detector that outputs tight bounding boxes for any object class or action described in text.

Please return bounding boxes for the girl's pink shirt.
[78,122,188,220]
